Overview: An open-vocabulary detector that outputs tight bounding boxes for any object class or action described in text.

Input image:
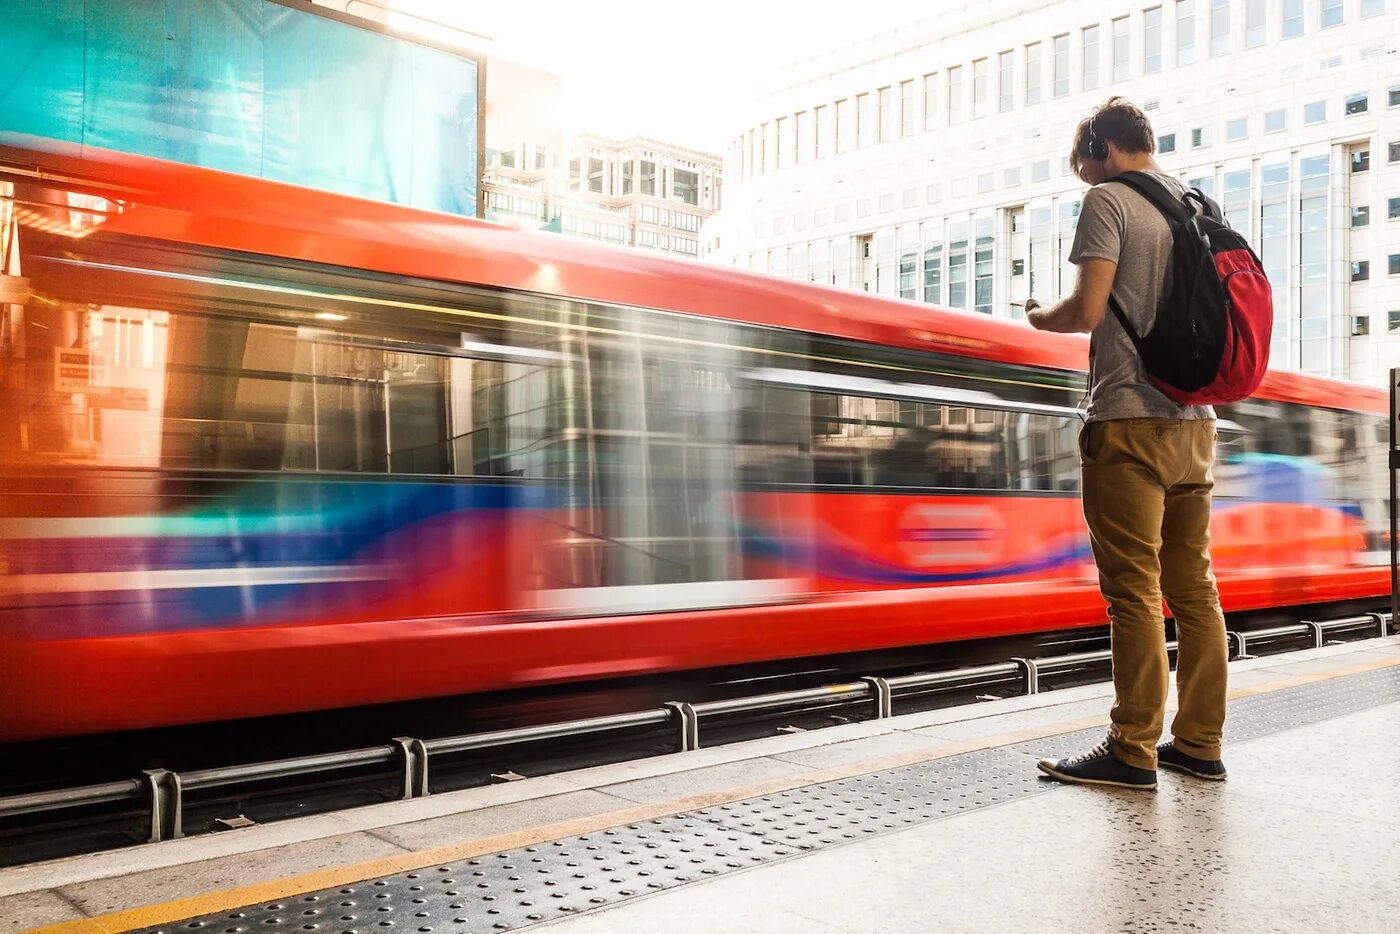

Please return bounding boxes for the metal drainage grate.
[139,665,1400,934]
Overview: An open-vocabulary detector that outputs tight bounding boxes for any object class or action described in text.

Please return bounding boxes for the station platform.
[6,635,1399,934]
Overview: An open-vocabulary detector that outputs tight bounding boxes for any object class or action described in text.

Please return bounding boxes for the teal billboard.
[0,0,482,216]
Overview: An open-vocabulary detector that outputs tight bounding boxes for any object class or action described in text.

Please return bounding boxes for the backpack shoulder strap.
[1103,171,1192,225]
[1108,294,1148,347]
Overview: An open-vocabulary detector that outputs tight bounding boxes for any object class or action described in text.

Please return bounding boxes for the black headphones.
[1086,112,1109,162]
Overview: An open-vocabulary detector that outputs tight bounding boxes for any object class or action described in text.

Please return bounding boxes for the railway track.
[0,606,1389,868]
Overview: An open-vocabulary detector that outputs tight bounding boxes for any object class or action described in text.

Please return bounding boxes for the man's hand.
[1024,297,1046,330]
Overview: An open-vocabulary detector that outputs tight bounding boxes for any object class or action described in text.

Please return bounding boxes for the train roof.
[1,135,1384,415]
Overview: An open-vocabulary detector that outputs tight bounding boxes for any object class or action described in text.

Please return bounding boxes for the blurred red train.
[0,138,1388,742]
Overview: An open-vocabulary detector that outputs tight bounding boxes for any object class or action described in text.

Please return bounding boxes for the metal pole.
[1390,367,1398,638]
[665,701,700,752]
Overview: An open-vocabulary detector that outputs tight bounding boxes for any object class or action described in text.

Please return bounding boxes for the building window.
[902,187,917,209]
[879,86,895,142]
[1352,316,1370,337]
[1226,117,1247,141]
[1159,132,1176,154]
[901,80,917,136]
[1265,109,1286,133]
[922,240,943,304]
[763,122,777,171]
[1304,101,1326,124]
[836,98,852,152]
[1391,197,1400,220]
[1391,254,1400,276]
[948,223,969,309]
[1391,310,1400,332]
[1192,126,1209,148]
[1353,150,1370,173]
[972,60,990,119]
[796,111,812,163]
[776,116,791,167]
[1391,85,1400,108]
[640,160,657,196]
[1363,0,1387,17]
[1004,166,1022,187]
[974,218,994,315]
[1352,261,1370,281]
[879,193,895,213]
[1283,0,1304,37]
[1080,26,1101,92]
[1353,206,1371,227]
[948,66,964,123]
[1321,0,1343,27]
[499,149,515,168]
[1111,18,1129,82]
[672,169,699,206]
[1245,0,1266,47]
[1210,0,1230,57]
[1346,93,1369,116]
[588,157,604,194]
[999,51,1015,111]
[1390,141,1400,163]
[815,105,830,159]
[622,161,634,194]
[1032,160,1050,181]
[856,93,873,147]
[1144,9,1163,74]
[976,173,994,194]
[1025,43,1042,104]
[1176,0,1196,65]
[923,74,938,127]
[1053,35,1071,96]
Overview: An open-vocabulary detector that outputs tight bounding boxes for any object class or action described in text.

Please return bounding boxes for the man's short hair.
[1069,96,1156,177]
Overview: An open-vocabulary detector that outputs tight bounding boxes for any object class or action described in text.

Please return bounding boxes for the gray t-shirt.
[1069,170,1214,423]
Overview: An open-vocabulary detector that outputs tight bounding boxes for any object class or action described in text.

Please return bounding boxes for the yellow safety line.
[28,653,1400,934]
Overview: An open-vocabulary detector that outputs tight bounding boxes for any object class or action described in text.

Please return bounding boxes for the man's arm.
[1025,257,1117,333]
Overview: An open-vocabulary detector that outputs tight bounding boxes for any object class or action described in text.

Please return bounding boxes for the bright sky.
[397,0,939,153]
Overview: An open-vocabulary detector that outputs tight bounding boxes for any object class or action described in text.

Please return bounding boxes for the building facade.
[706,0,1400,383]
[486,135,721,258]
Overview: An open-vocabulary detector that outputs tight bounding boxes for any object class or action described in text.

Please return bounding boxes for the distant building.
[486,135,721,258]
[707,0,1400,383]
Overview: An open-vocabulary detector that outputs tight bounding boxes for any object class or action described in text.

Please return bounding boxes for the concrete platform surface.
[2,636,1397,934]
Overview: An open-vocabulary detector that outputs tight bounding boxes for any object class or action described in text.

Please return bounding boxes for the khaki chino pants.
[1080,418,1228,770]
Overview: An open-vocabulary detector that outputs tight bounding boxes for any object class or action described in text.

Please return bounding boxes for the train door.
[526,302,807,620]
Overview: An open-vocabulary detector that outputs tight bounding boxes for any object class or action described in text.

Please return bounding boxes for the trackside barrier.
[0,614,1391,843]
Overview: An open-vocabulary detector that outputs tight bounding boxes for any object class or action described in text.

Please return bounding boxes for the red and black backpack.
[1103,171,1272,406]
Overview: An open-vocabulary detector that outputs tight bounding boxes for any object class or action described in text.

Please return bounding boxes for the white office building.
[705,0,1400,383]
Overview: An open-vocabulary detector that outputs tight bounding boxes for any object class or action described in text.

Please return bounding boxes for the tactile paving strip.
[139,664,1400,934]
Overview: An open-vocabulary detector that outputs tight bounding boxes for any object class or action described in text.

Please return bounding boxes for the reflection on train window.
[744,392,1081,493]
[5,302,559,477]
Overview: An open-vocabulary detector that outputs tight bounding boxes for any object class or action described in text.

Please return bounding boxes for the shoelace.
[1063,738,1113,767]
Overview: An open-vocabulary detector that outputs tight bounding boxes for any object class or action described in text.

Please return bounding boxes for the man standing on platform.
[1023,97,1229,790]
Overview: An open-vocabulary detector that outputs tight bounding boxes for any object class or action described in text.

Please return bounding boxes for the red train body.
[0,138,1388,742]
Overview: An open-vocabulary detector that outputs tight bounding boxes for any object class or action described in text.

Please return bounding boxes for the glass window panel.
[947,66,964,124]
[1210,0,1230,56]
[1265,109,1285,132]
[1304,101,1326,124]
[901,80,917,136]
[1245,0,1266,47]
[1053,35,1070,96]
[1025,43,1042,105]
[1321,0,1343,27]
[1083,25,1101,90]
[1283,0,1304,37]
[1144,9,1163,74]
[1158,132,1176,154]
[1227,117,1247,141]
[973,60,989,119]
[1346,93,1369,116]
[1111,18,1129,82]
[999,51,1015,111]
[1177,0,1197,65]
